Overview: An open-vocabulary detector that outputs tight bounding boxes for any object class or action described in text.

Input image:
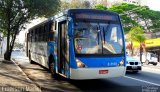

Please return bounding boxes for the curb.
[11,59,42,92]
[11,59,32,82]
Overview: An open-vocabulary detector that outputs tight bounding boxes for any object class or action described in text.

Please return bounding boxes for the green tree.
[95,3,160,33]
[14,41,24,49]
[127,26,146,62]
[109,3,160,33]
[94,4,107,10]
[0,0,60,60]
[94,3,139,33]
[60,0,91,11]
[108,3,140,33]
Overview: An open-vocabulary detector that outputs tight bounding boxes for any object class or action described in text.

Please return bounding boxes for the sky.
[17,0,160,44]
[17,18,46,44]
[147,0,160,11]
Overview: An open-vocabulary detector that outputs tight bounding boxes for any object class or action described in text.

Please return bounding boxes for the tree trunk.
[140,45,143,63]
[4,29,18,61]
[4,0,12,61]
[4,29,11,60]
[4,50,11,60]
[131,41,133,56]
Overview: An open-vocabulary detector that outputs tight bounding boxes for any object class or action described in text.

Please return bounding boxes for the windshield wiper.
[103,22,110,43]
[97,23,104,54]
[103,27,105,44]
[96,26,100,45]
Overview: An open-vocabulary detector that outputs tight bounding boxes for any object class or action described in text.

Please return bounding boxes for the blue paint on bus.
[77,57,124,68]
[47,42,54,56]
[27,9,126,79]
[69,18,77,69]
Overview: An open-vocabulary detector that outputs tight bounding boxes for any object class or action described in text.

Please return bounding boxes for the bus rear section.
[67,9,126,79]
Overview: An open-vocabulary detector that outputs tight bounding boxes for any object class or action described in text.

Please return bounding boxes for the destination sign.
[75,13,117,21]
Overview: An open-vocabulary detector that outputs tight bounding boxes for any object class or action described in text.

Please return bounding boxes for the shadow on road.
[68,79,142,92]
[15,58,143,92]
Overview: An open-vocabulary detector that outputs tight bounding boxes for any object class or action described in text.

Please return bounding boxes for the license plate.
[99,70,108,74]
[132,66,137,69]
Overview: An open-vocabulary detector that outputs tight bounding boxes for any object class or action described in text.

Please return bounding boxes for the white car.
[126,56,142,73]
[142,52,158,65]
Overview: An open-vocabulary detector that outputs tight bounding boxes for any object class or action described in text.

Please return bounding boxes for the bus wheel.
[29,51,34,64]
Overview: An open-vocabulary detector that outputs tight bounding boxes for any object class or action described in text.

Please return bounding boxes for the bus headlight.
[118,59,124,66]
[76,58,87,68]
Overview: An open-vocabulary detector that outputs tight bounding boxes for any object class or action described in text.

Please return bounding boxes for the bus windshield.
[74,21,124,55]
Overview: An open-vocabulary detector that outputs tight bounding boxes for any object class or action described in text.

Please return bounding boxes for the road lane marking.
[125,76,160,86]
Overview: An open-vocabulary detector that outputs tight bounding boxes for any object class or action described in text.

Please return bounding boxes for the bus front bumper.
[70,67,126,80]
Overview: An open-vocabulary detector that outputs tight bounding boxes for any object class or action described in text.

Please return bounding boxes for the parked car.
[126,56,142,73]
[142,52,158,65]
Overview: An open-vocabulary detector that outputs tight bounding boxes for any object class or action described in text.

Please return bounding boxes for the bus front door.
[58,20,68,75]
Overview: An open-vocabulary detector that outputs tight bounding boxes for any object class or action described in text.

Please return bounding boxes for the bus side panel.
[47,41,57,68]
[30,42,48,68]
[37,42,48,68]
[68,18,77,69]
[118,15,127,67]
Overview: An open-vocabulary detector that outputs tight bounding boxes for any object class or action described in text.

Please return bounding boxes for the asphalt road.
[11,51,160,92]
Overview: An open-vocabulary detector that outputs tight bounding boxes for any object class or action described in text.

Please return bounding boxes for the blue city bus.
[26,9,126,79]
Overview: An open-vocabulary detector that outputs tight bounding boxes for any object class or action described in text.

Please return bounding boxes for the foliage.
[94,4,107,10]
[128,26,146,44]
[128,26,146,42]
[0,0,60,60]
[110,3,160,33]
[127,26,146,59]
[94,3,160,33]
[94,3,139,33]
[14,42,24,49]
[60,0,91,11]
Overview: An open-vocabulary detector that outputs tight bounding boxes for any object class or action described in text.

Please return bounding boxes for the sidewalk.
[0,57,41,92]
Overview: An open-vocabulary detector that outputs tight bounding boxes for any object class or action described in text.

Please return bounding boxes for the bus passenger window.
[48,22,55,41]
[38,27,41,42]
[49,32,54,41]
[44,25,48,41]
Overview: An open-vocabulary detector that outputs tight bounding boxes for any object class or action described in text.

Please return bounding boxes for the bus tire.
[29,50,34,64]
[49,55,58,78]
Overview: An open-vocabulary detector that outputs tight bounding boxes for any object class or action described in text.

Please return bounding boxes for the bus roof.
[54,9,119,19]
[68,9,118,15]
[28,17,54,32]
[28,9,119,32]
